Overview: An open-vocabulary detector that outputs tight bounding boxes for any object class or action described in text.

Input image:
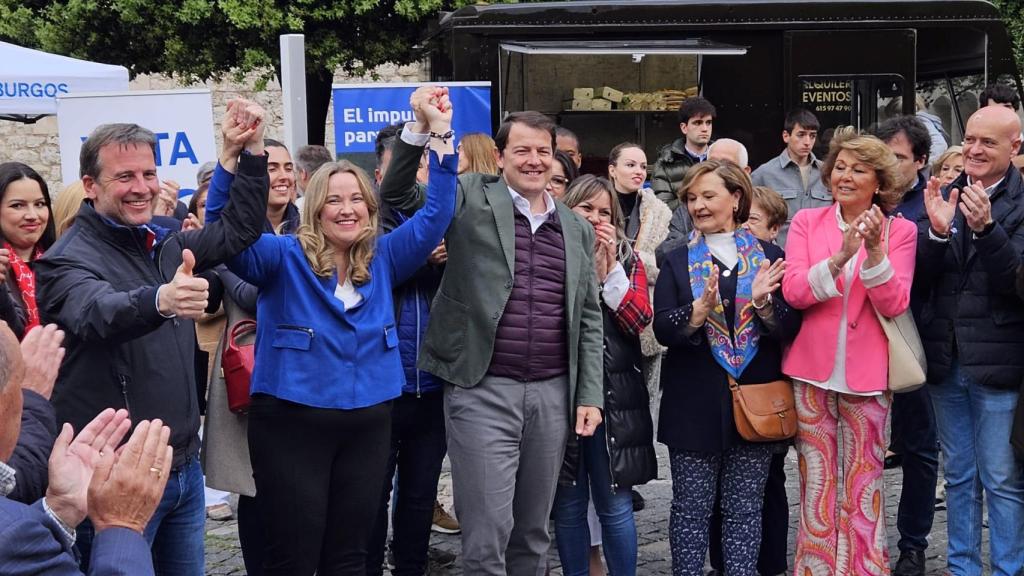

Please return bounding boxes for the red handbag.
[222,320,257,414]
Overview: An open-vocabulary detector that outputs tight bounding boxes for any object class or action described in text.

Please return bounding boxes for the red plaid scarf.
[4,242,44,332]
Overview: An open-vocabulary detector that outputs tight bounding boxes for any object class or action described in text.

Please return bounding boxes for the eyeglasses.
[550,176,570,186]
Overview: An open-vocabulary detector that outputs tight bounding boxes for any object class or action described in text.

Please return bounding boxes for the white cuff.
[155,286,176,319]
[401,123,430,146]
[860,256,894,288]
[809,258,842,302]
[601,262,629,310]
[928,228,950,243]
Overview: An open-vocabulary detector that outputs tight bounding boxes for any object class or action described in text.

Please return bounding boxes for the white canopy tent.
[0,41,129,122]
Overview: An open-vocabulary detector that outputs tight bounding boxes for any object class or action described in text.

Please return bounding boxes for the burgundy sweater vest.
[487,211,569,381]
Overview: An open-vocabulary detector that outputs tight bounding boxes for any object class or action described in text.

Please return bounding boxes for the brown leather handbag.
[222,320,257,414]
[727,376,797,442]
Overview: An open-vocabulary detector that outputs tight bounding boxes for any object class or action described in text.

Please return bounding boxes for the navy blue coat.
[7,391,56,504]
[654,240,801,453]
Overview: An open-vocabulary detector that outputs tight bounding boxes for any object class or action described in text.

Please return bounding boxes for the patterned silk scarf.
[687,228,765,378]
[4,242,44,332]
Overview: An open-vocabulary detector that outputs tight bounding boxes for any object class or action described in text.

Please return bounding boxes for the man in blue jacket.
[34,101,270,574]
[916,104,1024,576]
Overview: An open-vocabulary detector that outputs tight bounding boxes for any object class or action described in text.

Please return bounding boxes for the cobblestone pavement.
[206,444,980,575]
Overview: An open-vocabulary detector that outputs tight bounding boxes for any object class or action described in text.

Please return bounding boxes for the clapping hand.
[155,180,180,217]
[44,408,132,528]
[959,181,993,233]
[923,176,959,235]
[852,205,885,251]
[689,265,719,328]
[18,323,65,400]
[89,419,173,534]
[593,222,617,282]
[751,259,785,306]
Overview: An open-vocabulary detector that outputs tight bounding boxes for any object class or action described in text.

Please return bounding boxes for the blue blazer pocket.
[271,325,314,350]
[384,325,399,348]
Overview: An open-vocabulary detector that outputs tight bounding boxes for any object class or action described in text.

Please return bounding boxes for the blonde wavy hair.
[458,133,499,175]
[53,181,85,238]
[297,160,379,284]
[820,126,903,213]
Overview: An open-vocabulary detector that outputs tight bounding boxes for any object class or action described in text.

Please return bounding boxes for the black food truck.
[428,0,1023,170]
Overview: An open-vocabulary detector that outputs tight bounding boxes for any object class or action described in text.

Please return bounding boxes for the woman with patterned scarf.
[653,160,800,575]
[0,162,56,340]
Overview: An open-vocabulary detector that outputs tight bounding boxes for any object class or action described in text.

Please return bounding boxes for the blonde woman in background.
[456,132,499,175]
[52,181,85,238]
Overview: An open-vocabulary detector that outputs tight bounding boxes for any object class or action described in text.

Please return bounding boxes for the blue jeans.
[553,424,637,576]
[931,360,1024,576]
[76,456,206,576]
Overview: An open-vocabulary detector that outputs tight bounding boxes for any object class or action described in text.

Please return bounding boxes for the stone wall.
[0,61,429,194]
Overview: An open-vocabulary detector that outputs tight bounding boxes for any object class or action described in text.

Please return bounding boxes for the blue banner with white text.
[332,82,492,156]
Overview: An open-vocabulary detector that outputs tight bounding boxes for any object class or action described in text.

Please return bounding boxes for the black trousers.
[709,449,789,574]
[366,391,448,576]
[890,384,938,552]
[248,394,392,576]
[237,495,263,576]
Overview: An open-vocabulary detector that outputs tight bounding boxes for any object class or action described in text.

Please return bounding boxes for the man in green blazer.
[380,87,603,575]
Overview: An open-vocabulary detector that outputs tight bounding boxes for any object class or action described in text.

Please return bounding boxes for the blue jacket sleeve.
[203,163,235,226]
[380,152,458,286]
[0,498,153,575]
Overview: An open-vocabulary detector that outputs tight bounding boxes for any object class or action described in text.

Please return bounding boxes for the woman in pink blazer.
[781,127,916,576]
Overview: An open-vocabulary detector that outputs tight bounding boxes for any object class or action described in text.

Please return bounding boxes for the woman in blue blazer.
[204,90,457,576]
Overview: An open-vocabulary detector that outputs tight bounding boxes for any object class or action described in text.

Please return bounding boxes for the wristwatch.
[752,293,772,310]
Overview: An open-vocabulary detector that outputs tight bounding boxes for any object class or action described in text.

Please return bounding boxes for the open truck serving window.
[428,0,1023,170]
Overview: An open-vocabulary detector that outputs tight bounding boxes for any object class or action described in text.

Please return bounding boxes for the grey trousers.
[445,374,570,576]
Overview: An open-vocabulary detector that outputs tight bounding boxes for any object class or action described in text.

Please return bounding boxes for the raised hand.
[422,87,453,130]
[44,408,132,528]
[689,265,719,328]
[923,176,959,235]
[229,99,266,156]
[181,213,202,231]
[18,323,65,400]
[157,249,209,319]
[220,99,259,171]
[156,179,180,216]
[959,181,993,233]
[409,86,436,132]
[854,205,885,251]
[836,220,864,267]
[751,259,785,305]
[89,419,173,534]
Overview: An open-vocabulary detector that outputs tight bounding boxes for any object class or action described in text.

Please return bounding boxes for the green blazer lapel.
[558,202,582,317]
[486,179,516,275]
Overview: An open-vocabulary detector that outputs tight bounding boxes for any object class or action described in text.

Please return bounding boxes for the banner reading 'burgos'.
[332,82,492,154]
[56,89,216,192]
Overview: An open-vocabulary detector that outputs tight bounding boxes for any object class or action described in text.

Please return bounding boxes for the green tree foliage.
[0,0,489,143]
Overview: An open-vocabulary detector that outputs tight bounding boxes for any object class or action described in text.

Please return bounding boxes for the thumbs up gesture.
[156,249,210,319]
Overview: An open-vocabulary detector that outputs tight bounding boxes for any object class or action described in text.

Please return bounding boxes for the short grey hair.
[79,123,157,179]
[708,138,749,169]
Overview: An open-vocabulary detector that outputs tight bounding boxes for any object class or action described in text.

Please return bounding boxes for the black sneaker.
[893,549,925,576]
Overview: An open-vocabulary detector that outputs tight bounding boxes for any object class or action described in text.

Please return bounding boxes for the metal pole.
[280,34,308,154]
